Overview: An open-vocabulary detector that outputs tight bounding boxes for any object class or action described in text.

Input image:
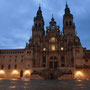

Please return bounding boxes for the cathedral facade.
[0,4,90,80]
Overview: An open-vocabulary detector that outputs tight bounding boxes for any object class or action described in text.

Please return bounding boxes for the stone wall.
[58,74,73,80]
[31,74,44,80]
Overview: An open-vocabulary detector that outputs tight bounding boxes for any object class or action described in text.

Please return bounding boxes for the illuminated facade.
[0,3,90,80]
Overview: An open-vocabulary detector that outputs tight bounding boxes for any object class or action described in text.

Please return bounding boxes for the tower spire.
[32,6,45,38]
[39,4,41,10]
[36,4,43,19]
[52,14,53,18]
[49,14,56,26]
[66,1,67,4]
[65,2,70,15]
[51,14,54,21]
[66,1,68,8]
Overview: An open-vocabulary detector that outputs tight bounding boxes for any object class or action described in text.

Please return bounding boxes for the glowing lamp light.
[76,71,83,76]
[24,70,30,75]
[12,70,19,75]
[75,71,84,79]
[51,45,55,51]
[51,37,56,42]
[0,70,5,74]
[61,47,64,51]
[43,48,46,51]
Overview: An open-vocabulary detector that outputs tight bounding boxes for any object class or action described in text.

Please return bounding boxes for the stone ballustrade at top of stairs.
[31,69,73,80]
[31,69,50,79]
[55,69,73,79]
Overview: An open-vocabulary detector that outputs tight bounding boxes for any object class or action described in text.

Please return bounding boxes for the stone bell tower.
[32,5,45,39]
[63,3,75,37]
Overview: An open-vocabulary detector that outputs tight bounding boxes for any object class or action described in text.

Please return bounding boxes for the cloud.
[0,0,90,49]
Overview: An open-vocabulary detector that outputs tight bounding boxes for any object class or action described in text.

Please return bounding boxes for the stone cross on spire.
[66,1,68,8]
[39,4,41,9]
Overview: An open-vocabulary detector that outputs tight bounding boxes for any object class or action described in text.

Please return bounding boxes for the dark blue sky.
[0,0,90,49]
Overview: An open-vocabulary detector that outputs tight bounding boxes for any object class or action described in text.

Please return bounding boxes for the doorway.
[20,70,23,78]
[49,61,58,69]
[49,56,58,69]
[50,73,54,79]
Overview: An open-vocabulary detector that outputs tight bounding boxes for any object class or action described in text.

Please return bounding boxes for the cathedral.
[0,3,90,80]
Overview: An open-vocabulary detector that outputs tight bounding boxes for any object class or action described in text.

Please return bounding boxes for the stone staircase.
[55,69,72,79]
[31,69,73,80]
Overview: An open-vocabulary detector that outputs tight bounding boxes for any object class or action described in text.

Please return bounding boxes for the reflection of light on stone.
[24,82,29,85]
[11,79,17,81]
[24,78,30,81]
[75,71,84,79]
[77,79,82,82]
[0,78,3,80]
[0,70,5,75]
[9,86,16,89]
[12,70,19,75]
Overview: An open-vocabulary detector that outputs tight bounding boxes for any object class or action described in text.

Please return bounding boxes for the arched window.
[69,21,72,26]
[42,56,46,67]
[42,56,46,63]
[1,65,4,69]
[15,59,17,62]
[39,23,41,27]
[50,56,57,60]
[61,56,65,67]
[66,21,68,26]
[35,23,37,28]
[51,45,55,51]
[14,64,17,69]
[61,56,65,63]
[71,58,74,66]
[50,37,56,42]
[61,64,65,67]
[21,59,23,62]
[50,56,53,60]
[53,56,57,59]
[8,65,11,69]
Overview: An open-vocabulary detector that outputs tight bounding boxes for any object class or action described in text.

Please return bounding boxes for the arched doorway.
[50,73,54,79]
[20,70,23,78]
[49,56,58,69]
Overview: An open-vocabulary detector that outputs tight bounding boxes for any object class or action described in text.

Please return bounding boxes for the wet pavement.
[0,79,90,90]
